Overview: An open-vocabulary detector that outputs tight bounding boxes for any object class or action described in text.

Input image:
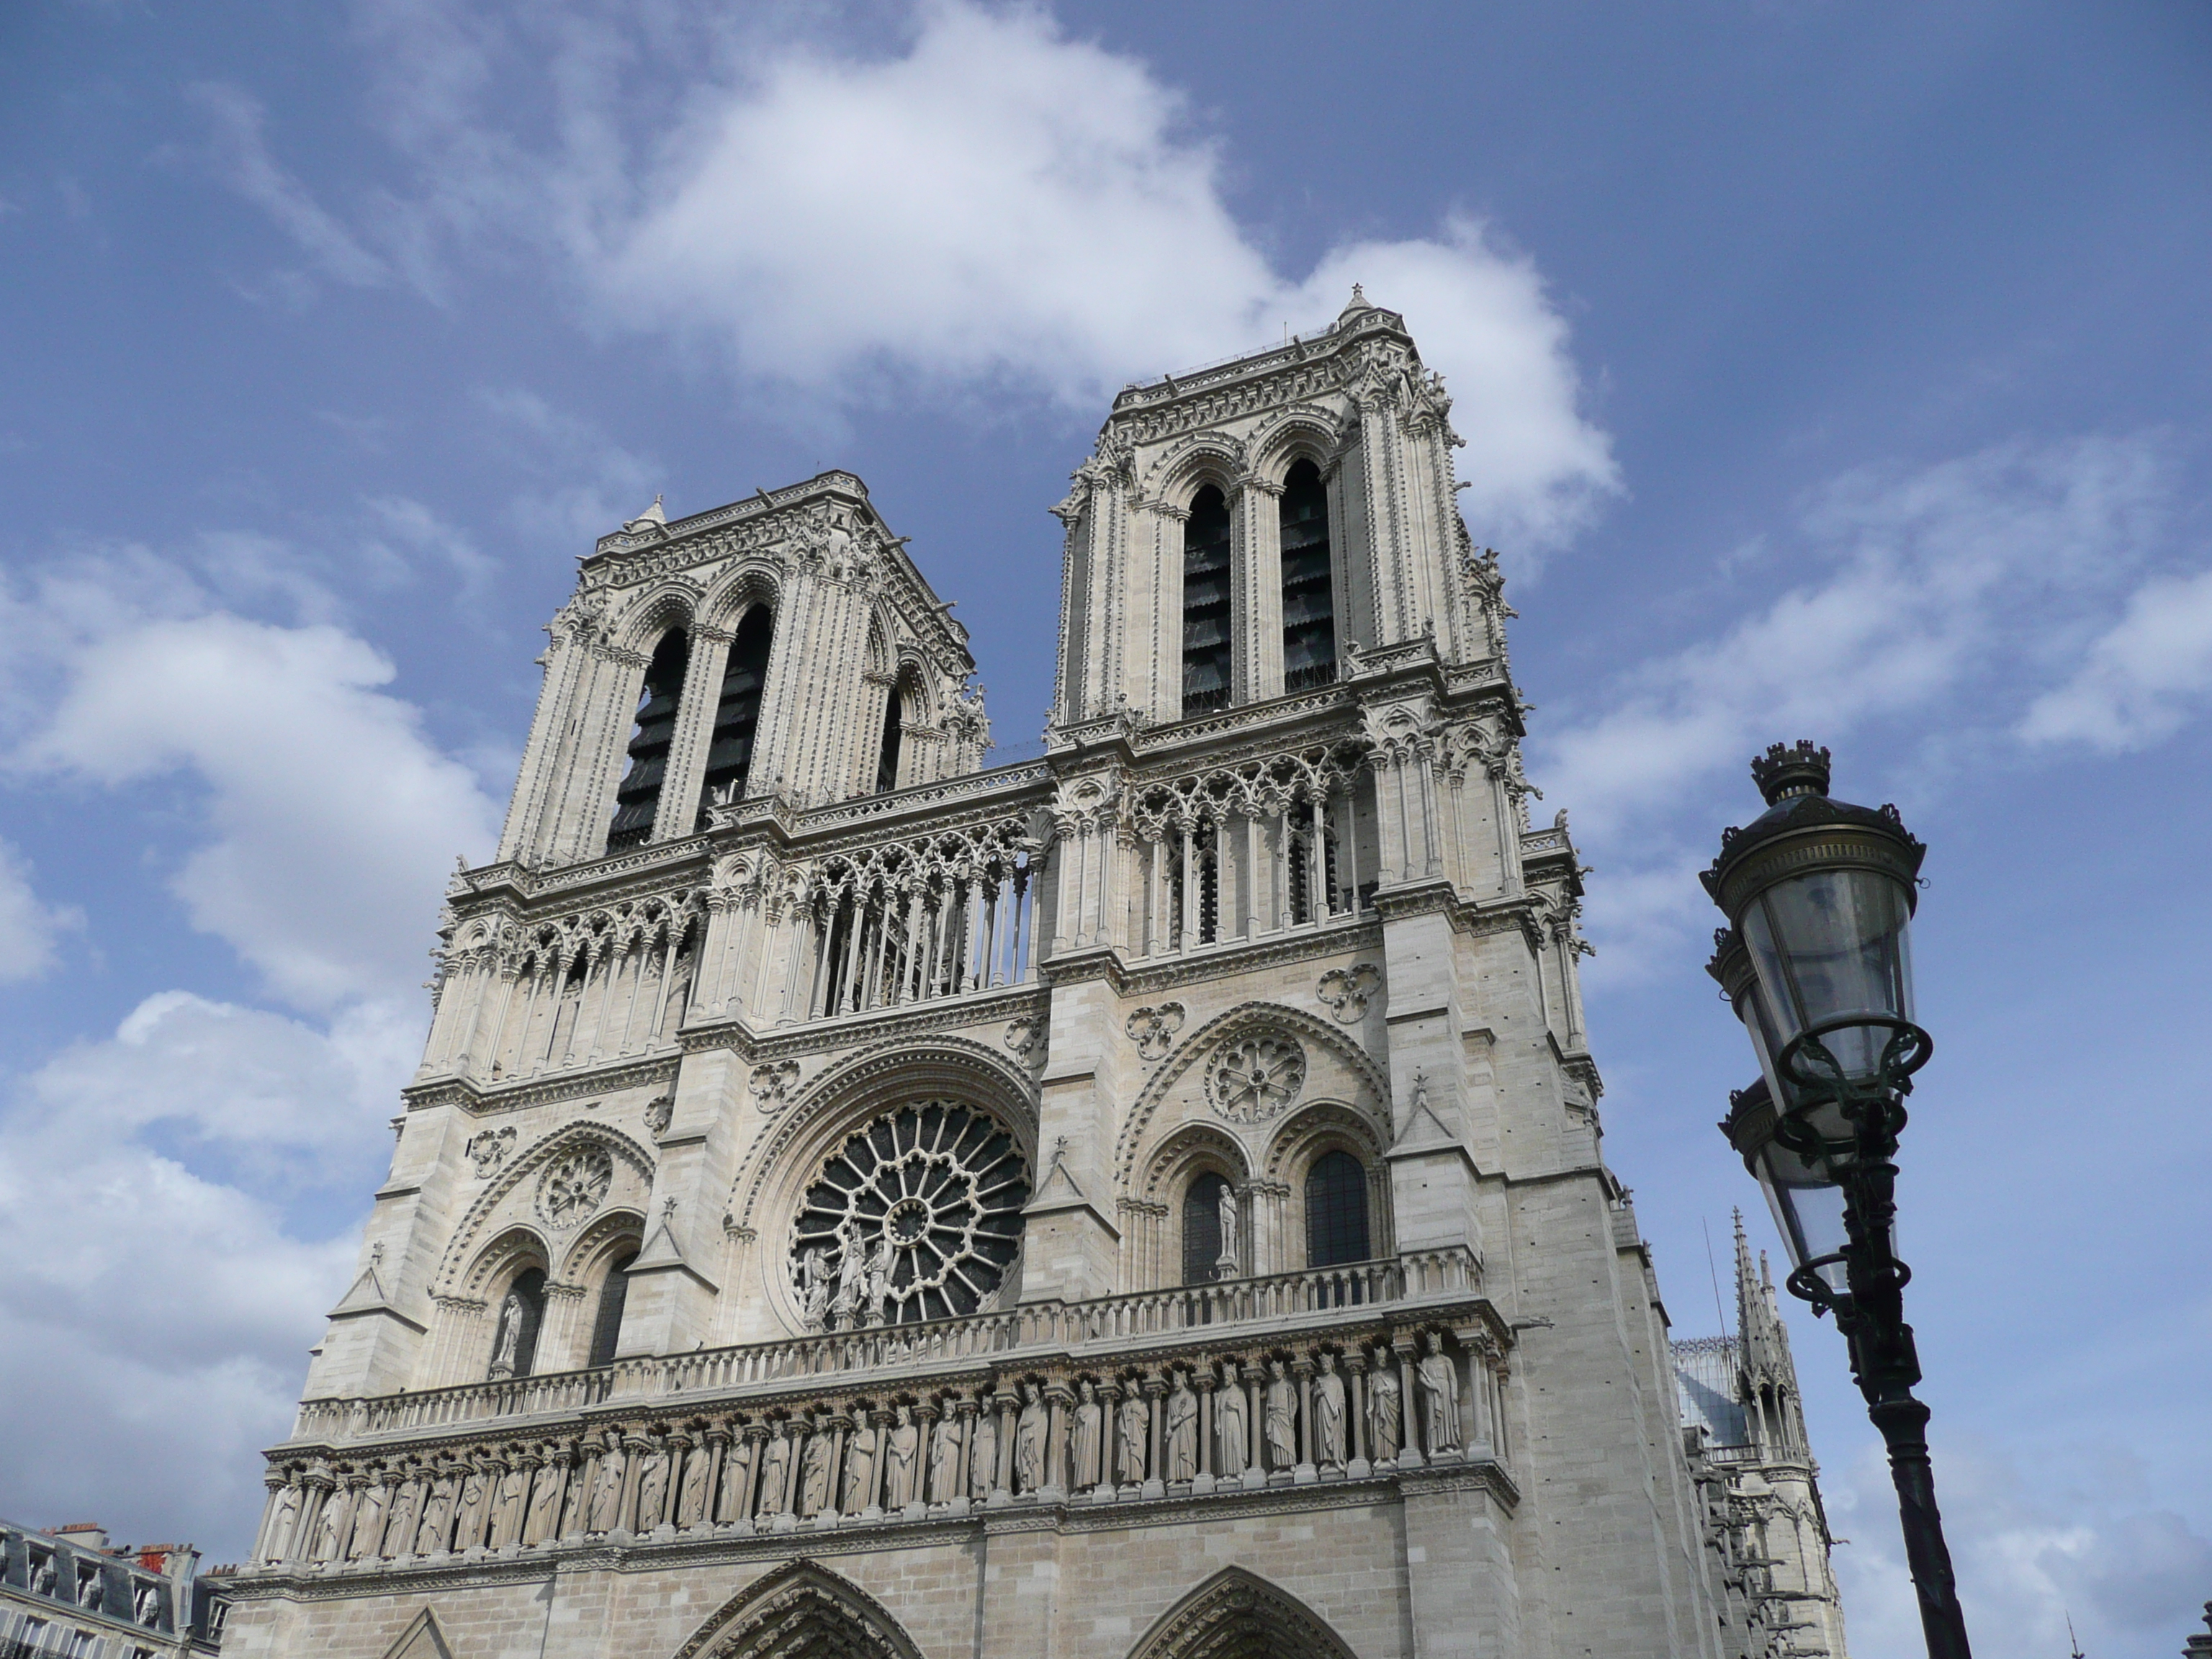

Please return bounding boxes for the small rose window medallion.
[1206,1035,1307,1123]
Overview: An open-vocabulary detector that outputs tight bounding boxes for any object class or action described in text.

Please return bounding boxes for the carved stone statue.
[310,1489,346,1560]
[1116,1388,1149,1485]
[675,1443,711,1527]
[524,1460,564,1542]
[832,1231,867,1329]
[487,1290,526,1380]
[635,1444,671,1529]
[1313,1352,1348,1468]
[798,1246,831,1331]
[969,1400,1000,1495]
[798,1421,833,1516]
[347,1483,387,1560]
[716,1439,755,1525]
[758,1425,793,1516]
[864,1230,896,1326]
[1417,1330,1462,1455]
[1215,1184,1241,1277]
[1215,1364,1249,1476]
[384,1480,421,1559]
[929,1406,963,1502]
[885,1405,920,1508]
[1014,1383,1048,1491]
[491,1462,529,1544]
[452,1467,489,1550]
[1164,1371,1199,1482]
[585,1447,624,1533]
[842,1417,879,1514]
[1368,1346,1403,1461]
[1264,1359,1298,1471]
[1071,1379,1104,1489]
[413,1471,456,1555]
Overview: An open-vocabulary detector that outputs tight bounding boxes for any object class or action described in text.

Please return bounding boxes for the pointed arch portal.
[1128,1567,1362,1659]
[672,1560,927,1659]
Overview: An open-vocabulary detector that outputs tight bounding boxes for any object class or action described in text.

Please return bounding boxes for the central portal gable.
[673,1559,927,1659]
[1128,1567,1362,1659]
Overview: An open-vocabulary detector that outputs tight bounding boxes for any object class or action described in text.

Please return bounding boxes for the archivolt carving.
[611,577,706,655]
[1138,1123,1250,1202]
[1112,1004,1389,1187]
[1143,433,1249,509]
[433,1122,656,1295]
[1246,405,1352,480]
[1262,1102,1388,1184]
[672,1560,926,1659]
[1127,1567,1359,1659]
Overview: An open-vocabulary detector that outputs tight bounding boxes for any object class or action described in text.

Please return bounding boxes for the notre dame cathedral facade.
[207,294,1848,1659]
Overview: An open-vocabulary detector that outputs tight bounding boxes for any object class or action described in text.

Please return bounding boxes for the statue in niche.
[798,1421,832,1516]
[863,1230,896,1326]
[78,1568,102,1609]
[635,1442,671,1529]
[928,1406,963,1501]
[1215,1184,1241,1277]
[310,1489,346,1560]
[1368,1346,1403,1461]
[414,1470,456,1555]
[676,1442,711,1527]
[452,1465,489,1550]
[133,1583,163,1626]
[263,1485,300,1563]
[885,1405,920,1508]
[832,1229,867,1329]
[797,1246,830,1331]
[30,1552,56,1596]
[716,1439,754,1525]
[526,1460,565,1542]
[1417,1330,1462,1455]
[384,1480,421,1560]
[1164,1371,1199,1482]
[487,1290,527,1380]
[842,1416,879,1513]
[1071,1380,1104,1489]
[1313,1352,1348,1468]
[492,1460,529,1544]
[758,1424,793,1516]
[1014,1383,1048,1491]
[969,1399,1000,1495]
[1116,1386,1149,1484]
[585,1446,623,1534]
[1215,1363,1249,1477]
[1264,1359,1298,1471]
[348,1483,387,1560]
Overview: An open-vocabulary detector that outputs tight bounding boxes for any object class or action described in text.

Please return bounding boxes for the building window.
[1182,1172,1230,1285]
[873,683,904,793]
[608,629,691,851]
[696,605,774,828]
[1304,1150,1371,1267]
[1181,486,1233,716]
[1280,459,1336,691]
[586,1249,638,1367]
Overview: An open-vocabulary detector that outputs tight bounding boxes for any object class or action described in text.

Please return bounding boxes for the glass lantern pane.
[1743,867,1915,1084]
[1755,1164,1849,1295]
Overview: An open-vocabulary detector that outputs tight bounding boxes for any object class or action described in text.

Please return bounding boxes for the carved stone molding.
[1314,964,1381,1023]
[1125,1003,1185,1061]
[1205,1035,1307,1125]
[536,1148,615,1233]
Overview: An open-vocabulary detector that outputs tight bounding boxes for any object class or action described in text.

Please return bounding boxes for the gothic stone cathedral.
[211,295,1848,1659]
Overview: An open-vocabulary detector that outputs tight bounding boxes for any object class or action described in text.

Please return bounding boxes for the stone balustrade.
[248,1283,1506,1575]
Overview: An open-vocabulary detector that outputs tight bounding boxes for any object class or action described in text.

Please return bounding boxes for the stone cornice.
[404,1056,680,1116]
[678,984,1048,1064]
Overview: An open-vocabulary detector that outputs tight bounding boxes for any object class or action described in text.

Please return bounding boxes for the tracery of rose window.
[789,1102,1028,1328]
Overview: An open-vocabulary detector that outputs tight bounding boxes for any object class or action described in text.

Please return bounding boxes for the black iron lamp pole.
[1703,741,1972,1659]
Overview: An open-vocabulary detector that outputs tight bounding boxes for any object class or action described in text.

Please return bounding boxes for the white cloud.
[588,4,1613,549]
[1830,1437,2212,1659]
[2020,566,2212,750]
[0,990,410,1560]
[1537,434,2173,844]
[188,81,391,289]
[0,839,78,982]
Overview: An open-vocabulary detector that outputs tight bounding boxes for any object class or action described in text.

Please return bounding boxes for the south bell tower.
[211,295,1845,1659]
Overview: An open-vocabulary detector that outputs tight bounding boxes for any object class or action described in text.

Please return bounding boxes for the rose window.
[537,1146,614,1230]
[1206,1035,1307,1123]
[790,1102,1028,1328]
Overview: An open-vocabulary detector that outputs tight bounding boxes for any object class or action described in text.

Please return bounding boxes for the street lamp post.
[1702,740,1973,1659]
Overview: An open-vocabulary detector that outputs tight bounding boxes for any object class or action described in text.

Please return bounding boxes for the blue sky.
[2,4,2208,1653]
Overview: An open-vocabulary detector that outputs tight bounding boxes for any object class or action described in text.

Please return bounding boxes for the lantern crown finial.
[1750,739,1832,806]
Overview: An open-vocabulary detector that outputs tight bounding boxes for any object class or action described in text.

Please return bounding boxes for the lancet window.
[1181,485,1233,716]
[607,629,691,850]
[1280,458,1337,691]
[874,683,904,794]
[1304,1151,1371,1267]
[585,1250,637,1368]
[696,605,774,829]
